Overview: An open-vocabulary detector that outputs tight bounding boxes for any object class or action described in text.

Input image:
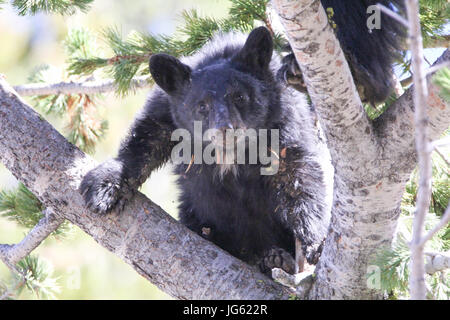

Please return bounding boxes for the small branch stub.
[0,209,64,270]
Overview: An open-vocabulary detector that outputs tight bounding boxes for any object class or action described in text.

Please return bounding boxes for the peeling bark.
[0,78,292,300]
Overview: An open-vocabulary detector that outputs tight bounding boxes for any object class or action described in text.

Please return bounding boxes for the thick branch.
[0,208,63,269]
[13,76,150,96]
[374,49,450,174]
[272,0,377,181]
[0,78,293,300]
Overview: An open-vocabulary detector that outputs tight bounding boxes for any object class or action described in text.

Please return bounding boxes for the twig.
[426,61,450,75]
[420,204,450,246]
[0,275,26,300]
[397,49,449,89]
[0,208,64,270]
[430,136,450,150]
[424,56,432,67]
[12,76,150,96]
[271,268,314,298]
[406,0,432,301]
[434,147,450,167]
[377,4,409,27]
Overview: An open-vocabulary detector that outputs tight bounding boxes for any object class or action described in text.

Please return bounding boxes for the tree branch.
[404,0,432,301]
[0,208,63,270]
[12,76,150,96]
[374,49,450,173]
[0,77,294,300]
[377,4,409,27]
[424,252,450,275]
[420,204,450,246]
[434,147,450,167]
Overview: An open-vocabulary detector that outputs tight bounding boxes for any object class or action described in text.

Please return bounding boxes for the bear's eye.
[233,93,247,105]
[198,102,209,114]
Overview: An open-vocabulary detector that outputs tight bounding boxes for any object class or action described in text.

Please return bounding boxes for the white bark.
[271,0,378,179]
[405,0,433,300]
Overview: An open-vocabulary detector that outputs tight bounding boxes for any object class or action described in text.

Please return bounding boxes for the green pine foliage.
[373,214,450,299]
[28,65,108,154]
[30,29,108,154]
[15,256,60,299]
[374,147,450,299]
[433,67,450,101]
[0,256,60,299]
[372,232,411,296]
[66,0,287,97]
[10,0,93,16]
[403,150,450,217]
[0,182,43,229]
[419,0,449,46]
[0,182,70,236]
[364,93,398,120]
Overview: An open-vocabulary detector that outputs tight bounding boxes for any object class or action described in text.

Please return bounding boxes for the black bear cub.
[80,0,405,275]
[80,27,330,275]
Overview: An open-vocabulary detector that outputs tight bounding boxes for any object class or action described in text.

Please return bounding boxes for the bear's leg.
[80,98,175,214]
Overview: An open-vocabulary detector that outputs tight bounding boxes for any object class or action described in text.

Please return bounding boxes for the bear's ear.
[149,54,191,94]
[232,27,273,72]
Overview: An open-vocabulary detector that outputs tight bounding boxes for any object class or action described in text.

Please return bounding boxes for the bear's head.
[149,27,280,148]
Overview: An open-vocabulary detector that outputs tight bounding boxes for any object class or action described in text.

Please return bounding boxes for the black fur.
[80,27,329,275]
[281,0,406,104]
[80,1,405,275]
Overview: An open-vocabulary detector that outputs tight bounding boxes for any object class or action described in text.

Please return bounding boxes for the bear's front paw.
[259,247,296,276]
[79,159,132,214]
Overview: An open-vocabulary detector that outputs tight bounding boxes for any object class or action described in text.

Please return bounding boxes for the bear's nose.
[214,104,234,133]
